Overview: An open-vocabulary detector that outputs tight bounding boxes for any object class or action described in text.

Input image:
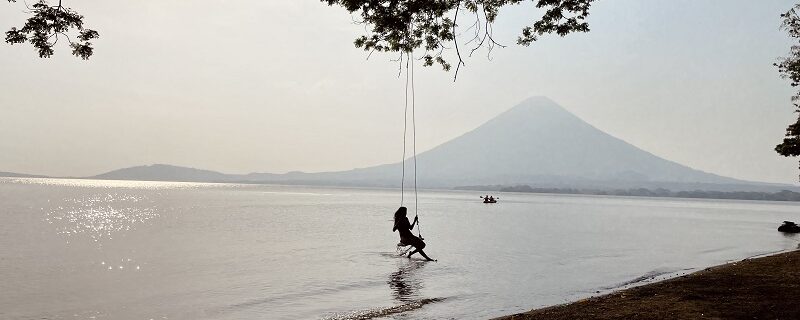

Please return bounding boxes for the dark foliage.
[5,0,98,59]
[321,0,594,78]
[776,4,800,179]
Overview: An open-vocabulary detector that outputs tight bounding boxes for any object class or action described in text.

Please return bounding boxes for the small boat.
[778,221,800,233]
[480,196,498,203]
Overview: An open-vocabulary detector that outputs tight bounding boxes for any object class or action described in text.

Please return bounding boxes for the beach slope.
[496,249,800,320]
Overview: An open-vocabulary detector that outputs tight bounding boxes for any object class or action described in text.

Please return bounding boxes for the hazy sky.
[2,0,799,184]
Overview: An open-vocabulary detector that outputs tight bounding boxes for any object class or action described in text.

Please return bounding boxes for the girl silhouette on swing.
[393,207,435,261]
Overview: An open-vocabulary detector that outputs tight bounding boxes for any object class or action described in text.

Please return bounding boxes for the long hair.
[393,206,407,231]
[394,206,407,220]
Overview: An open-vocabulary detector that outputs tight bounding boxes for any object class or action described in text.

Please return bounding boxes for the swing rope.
[400,50,410,207]
[399,30,422,238]
[410,50,422,239]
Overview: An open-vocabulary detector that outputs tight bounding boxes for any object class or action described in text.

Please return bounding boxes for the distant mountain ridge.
[92,164,233,182]
[0,171,48,178]
[7,97,795,192]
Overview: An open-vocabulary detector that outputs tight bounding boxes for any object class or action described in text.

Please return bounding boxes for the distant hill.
[82,97,796,192]
[0,171,48,178]
[92,164,234,182]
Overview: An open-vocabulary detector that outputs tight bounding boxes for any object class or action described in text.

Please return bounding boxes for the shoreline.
[4,176,800,204]
[495,248,800,320]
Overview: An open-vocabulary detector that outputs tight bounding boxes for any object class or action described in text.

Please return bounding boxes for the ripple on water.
[322,298,446,320]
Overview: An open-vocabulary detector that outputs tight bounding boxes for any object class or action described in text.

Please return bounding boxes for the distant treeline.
[458,185,800,202]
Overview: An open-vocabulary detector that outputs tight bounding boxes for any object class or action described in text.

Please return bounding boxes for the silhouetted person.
[393,207,434,261]
[488,196,495,201]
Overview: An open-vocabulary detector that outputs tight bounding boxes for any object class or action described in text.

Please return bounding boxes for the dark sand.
[496,250,800,320]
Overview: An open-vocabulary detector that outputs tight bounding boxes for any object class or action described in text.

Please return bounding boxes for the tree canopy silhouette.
[4,0,98,59]
[321,0,594,79]
[775,4,800,179]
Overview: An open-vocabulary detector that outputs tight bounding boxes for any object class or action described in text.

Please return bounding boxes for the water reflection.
[388,260,426,302]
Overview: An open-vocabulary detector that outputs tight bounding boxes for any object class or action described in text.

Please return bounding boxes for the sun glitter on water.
[44,192,159,243]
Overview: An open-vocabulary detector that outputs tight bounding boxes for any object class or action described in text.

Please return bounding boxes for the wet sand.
[496,249,800,320]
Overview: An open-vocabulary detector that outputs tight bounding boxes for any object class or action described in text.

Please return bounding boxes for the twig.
[452,1,466,81]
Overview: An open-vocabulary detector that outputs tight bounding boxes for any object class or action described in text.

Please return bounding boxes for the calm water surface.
[1,178,798,319]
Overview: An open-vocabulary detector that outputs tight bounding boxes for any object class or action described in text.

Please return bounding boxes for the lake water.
[1,178,799,320]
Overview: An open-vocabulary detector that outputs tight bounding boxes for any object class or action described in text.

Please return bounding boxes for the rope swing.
[399,49,422,239]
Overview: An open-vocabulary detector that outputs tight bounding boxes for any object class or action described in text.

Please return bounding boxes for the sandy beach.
[496,248,800,320]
